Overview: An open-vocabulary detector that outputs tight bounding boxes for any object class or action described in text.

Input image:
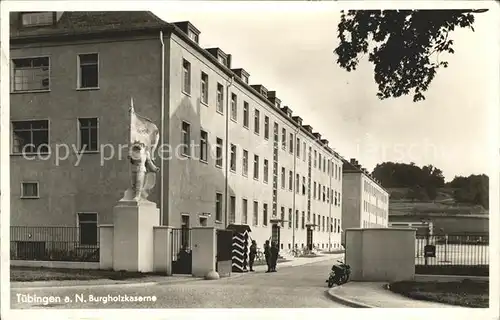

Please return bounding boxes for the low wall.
[11,260,100,270]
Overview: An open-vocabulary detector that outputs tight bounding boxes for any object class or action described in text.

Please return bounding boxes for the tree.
[334,9,487,102]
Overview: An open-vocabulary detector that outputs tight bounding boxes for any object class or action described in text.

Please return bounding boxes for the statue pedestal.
[112,200,159,272]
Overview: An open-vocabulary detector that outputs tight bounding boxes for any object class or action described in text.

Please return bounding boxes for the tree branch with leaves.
[334,9,487,102]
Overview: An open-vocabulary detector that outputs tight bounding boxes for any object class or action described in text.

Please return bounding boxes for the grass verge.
[415,265,489,277]
[389,280,489,308]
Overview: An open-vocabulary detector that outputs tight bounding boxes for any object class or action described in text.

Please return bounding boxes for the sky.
[154,3,499,182]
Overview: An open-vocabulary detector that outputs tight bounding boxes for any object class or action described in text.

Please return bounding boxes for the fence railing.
[10,226,99,262]
[415,234,489,267]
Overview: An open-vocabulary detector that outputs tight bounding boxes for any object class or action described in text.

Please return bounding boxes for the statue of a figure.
[121,98,160,203]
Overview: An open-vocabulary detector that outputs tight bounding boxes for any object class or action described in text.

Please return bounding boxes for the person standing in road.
[249,240,257,272]
[264,240,271,273]
[270,241,279,272]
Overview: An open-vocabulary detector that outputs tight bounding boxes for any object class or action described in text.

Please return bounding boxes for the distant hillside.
[372,162,489,213]
[388,187,488,216]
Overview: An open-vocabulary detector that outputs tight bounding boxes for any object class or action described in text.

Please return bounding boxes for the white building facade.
[341,158,389,230]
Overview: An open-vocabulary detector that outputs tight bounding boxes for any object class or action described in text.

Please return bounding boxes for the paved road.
[11,259,346,309]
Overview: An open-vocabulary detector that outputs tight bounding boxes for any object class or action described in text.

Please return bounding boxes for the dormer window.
[21,12,55,27]
[242,74,249,84]
[218,55,228,67]
[188,30,199,44]
[275,101,281,108]
[261,88,268,98]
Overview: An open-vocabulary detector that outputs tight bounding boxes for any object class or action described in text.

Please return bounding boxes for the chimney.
[292,116,303,126]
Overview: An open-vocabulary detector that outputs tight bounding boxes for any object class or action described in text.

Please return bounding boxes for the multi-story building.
[341,158,389,230]
[10,11,344,252]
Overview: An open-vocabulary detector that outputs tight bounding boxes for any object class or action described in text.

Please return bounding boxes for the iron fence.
[415,234,489,267]
[171,227,191,262]
[10,226,99,262]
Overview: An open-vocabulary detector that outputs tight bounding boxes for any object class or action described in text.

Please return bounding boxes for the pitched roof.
[10,11,170,39]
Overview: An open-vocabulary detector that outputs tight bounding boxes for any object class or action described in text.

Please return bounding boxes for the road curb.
[326,287,373,308]
[12,276,202,290]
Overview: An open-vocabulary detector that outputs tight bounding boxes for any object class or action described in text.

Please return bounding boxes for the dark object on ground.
[326,260,351,288]
[389,279,489,308]
[416,265,489,277]
[10,266,161,282]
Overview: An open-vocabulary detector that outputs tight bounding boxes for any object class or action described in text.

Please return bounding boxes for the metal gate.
[171,227,192,274]
[216,229,233,277]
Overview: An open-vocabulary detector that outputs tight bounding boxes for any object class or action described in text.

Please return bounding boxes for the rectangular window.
[229,196,236,224]
[334,191,338,206]
[323,186,326,202]
[21,12,54,27]
[322,216,325,232]
[21,182,39,199]
[216,193,223,222]
[282,128,287,150]
[264,116,270,139]
[289,171,293,191]
[296,173,300,193]
[243,102,249,128]
[11,120,49,154]
[216,138,223,168]
[319,154,322,170]
[263,203,268,226]
[253,201,259,226]
[288,209,292,228]
[200,130,208,162]
[338,192,341,206]
[303,142,306,161]
[78,213,98,246]
[301,212,305,229]
[201,72,209,104]
[230,144,237,172]
[182,59,191,94]
[281,167,286,188]
[280,207,285,228]
[313,213,316,227]
[78,53,99,89]
[314,150,317,168]
[216,83,224,113]
[302,176,306,195]
[78,118,98,152]
[12,57,50,92]
[295,210,299,229]
[230,93,237,121]
[289,133,294,154]
[273,122,279,142]
[313,182,317,199]
[242,199,248,224]
[253,155,259,180]
[323,159,326,172]
[242,149,249,176]
[254,109,260,134]
[296,138,300,158]
[181,121,191,156]
[263,159,269,183]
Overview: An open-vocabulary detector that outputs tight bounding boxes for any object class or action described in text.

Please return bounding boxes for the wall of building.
[166,32,343,251]
[341,173,361,229]
[361,175,389,228]
[10,36,163,227]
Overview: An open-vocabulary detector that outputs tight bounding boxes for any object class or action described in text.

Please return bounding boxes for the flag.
[129,98,160,158]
